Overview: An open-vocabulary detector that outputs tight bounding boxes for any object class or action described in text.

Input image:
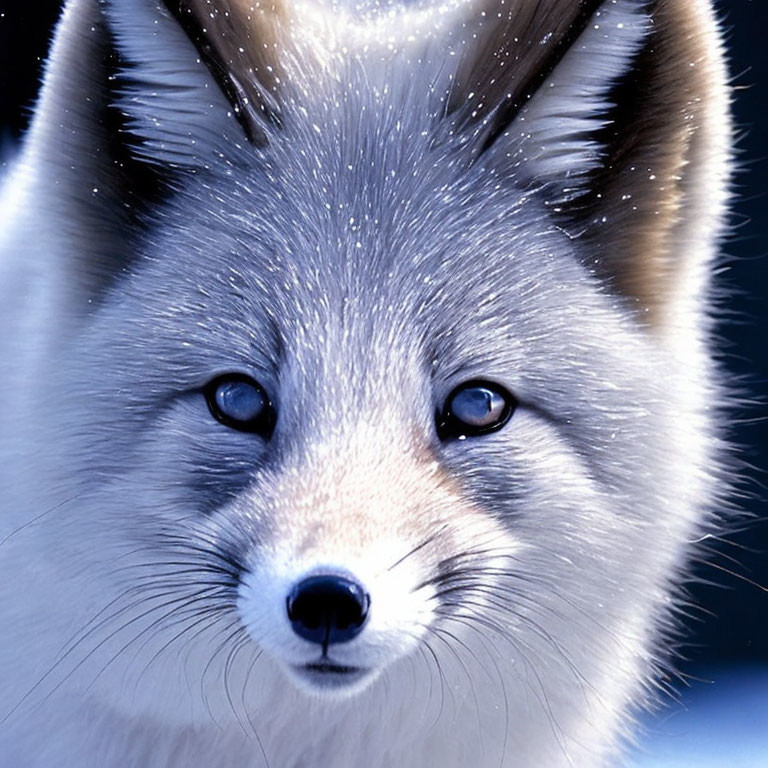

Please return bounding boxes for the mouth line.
[303,661,364,676]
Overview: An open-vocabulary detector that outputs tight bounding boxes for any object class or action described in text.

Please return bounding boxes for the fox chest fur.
[0,1,732,767]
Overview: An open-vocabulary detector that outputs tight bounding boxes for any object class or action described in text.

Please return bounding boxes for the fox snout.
[233,416,522,696]
[232,415,494,693]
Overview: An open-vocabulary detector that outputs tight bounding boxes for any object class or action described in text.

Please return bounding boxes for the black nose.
[287,575,370,647]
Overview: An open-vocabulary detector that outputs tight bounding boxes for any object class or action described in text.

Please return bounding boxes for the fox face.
[66,148,664,697]
[0,0,732,766]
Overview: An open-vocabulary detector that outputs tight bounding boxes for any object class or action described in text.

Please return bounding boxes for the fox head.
[0,0,731,764]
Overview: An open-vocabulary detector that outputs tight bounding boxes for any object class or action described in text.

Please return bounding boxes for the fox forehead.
[133,163,579,340]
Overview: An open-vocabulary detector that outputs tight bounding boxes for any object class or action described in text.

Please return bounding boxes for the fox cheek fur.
[0,0,732,766]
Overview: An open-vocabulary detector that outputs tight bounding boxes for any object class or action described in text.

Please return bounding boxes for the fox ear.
[32,0,282,174]
[108,0,285,160]
[457,0,731,322]
[16,0,282,309]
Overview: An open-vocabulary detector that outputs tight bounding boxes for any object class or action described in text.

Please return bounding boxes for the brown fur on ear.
[449,0,605,128]
[448,0,730,322]
[163,0,287,143]
[582,0,731,321]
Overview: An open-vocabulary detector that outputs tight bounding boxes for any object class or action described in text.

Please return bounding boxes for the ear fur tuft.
[160,0,287,146]
[104,0,253,167]
[476,0,651,204]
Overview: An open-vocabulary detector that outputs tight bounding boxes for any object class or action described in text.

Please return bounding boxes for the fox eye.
[437,380,516,439]
[205,374,276,436]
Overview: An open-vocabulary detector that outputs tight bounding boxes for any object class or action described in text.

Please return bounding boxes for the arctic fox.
[0,0,732,766]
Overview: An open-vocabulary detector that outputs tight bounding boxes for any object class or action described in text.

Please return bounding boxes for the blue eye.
[438,380,516,439]
[205,374,276,436]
